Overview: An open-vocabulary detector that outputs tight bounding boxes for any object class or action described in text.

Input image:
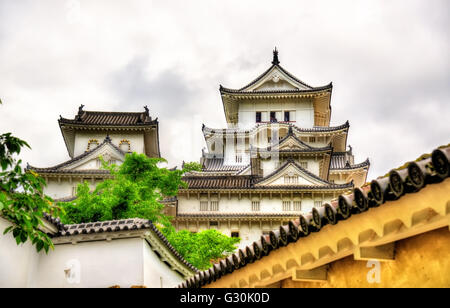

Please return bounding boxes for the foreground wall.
[0,218,37,288]
[281,227,450,288]
[0,218,185,288]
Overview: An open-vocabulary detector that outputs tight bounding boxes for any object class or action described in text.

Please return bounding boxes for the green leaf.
[3,226,13,235]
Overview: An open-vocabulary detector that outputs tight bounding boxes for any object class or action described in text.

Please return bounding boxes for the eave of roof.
[202,121,349,137]
[27,136,125,172]
[219,62,332,94]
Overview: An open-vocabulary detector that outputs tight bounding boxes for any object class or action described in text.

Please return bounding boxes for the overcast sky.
[0,0,448,180]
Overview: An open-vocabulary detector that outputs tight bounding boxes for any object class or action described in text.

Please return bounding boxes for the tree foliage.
[61,153,180,226]
[60,153,239,269]
[0,132,60,253]
[163,229,240,270]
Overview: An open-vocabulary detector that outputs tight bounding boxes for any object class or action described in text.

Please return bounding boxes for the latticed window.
[231,232,240,238]
[293,201,302,211]
[284,176,299,184]
[210,201,219,211]
[251,201,260,211]
[300,161,308,169]
[282,201,291,211]
[200,201,208,211]
[314,201,323,208]
[235,154,243,163]
[310,137,316,143]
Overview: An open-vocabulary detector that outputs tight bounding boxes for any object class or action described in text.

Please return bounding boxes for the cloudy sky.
[0,0,448,180]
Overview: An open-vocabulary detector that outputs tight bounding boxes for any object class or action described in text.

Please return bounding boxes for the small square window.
[231,232,240,238]
[256,112,262,123]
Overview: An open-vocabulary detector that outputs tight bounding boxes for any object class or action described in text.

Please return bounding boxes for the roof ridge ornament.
[76,104,85,121]
[272,47,280,65]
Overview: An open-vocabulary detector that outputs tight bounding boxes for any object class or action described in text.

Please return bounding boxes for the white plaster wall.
[44,178,98,200]
[30,237,144,288]
[0,218,37,287]
[73,132,145,157]
[177,195,327,215]
[142,240,184,288]
[237,100,314,129]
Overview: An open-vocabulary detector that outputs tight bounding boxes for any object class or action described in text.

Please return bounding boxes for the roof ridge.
[27,136,125,171]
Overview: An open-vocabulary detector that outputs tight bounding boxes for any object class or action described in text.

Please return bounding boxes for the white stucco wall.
[73,132,145,157]
[237,100,314,129]
[31,237,145,288]
[44,178,99,200]
[0,218,37,287]
[142,240,185,288]
[0,218,186,288]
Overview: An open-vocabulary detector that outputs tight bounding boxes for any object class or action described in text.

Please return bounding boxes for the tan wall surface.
[281,227,450,288]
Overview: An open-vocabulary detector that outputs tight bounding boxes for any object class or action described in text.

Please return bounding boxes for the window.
[282,201,291,211]
[300,161,308,169]
[270,111,277,123]
[293,201,302,211]
[235,154,243,164]
[256,112,262,123]
[251,201,260,211]
[209,221,219,227]
[119,139,131,152]
[200,201,208,211]
[86,139,99,152]
[310,137,316,143]
[231,231,240,238]
[314,201,323,208]
[210,201,219,211]
[284,111,290,122]
[71,186,77,196]
[284,176,299,184]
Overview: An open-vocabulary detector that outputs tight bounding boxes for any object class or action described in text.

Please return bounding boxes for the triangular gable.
[242,66,312,92]
[60,142,125,171]
[273,134,313,151]
[255,161,331,187]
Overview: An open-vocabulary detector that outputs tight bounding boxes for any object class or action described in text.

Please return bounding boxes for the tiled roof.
[44,217,198,272]
[181,174,353,191]
[177,144,450,288]
[330,155,370,170]
[202,157,249,172]
[219,51,332,94]
[59,108,157,126]
[202,121,349,136]
[27,136,125,173]
[182,176,253,189]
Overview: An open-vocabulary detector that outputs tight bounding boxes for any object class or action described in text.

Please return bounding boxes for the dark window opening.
[284,111,290,122]
[270,111,277,123]
[256,112,262,123]
[231,232,240,238]
[209,221,219,227]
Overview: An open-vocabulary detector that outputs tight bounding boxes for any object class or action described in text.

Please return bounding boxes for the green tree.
[61,153,182,226]
[164,229,240,270]
[0,132,61,253]
[61,154,239,269]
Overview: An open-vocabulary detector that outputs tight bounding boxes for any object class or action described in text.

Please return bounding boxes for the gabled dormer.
[254,160,334,187]
[219,49,332,128]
